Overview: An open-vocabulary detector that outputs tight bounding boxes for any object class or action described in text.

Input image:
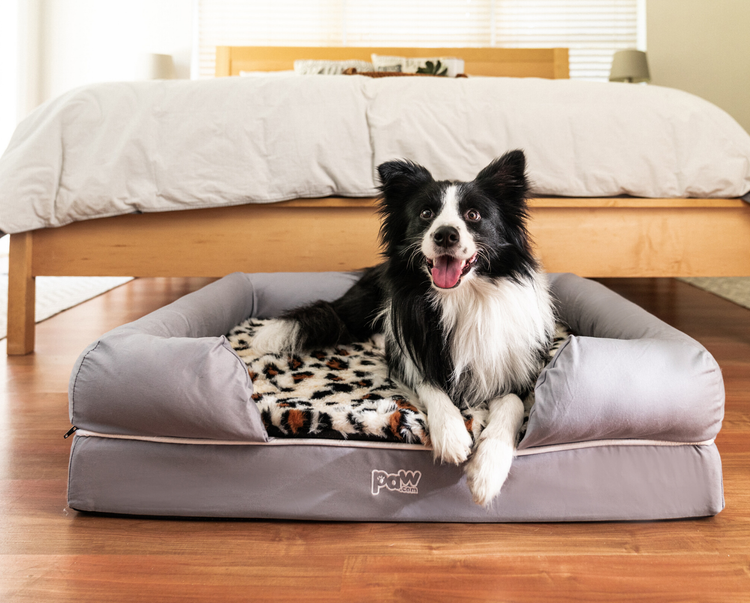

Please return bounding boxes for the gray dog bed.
[66,272,724,521]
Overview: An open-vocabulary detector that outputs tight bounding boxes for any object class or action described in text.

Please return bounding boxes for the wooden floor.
[1,277,748,602]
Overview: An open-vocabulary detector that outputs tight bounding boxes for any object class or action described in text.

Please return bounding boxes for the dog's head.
[377,150,537,290]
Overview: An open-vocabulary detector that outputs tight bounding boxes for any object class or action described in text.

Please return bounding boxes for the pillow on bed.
[371,54,465,77]
[294,59,375,75]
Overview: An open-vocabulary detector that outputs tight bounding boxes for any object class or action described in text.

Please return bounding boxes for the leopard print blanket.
[227,320,569,445]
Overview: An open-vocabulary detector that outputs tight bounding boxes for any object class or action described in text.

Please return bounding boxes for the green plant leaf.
[416,59,448,76]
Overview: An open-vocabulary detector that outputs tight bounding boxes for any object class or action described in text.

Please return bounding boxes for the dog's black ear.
[474,150,528,204]
[377,160,434,201]
[376,160,434,258]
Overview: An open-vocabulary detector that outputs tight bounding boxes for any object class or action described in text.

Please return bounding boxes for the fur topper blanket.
[228,319,569,445]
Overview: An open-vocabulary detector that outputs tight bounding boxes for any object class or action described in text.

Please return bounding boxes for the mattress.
[67,272,725,521]
[3,76,750,234]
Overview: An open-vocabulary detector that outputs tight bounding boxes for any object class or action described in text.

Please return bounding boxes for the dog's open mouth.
[426,254,478,289]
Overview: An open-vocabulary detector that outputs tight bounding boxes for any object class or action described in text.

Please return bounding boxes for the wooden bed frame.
[7,46,750,355]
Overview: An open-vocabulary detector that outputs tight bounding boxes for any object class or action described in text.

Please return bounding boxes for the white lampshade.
[609,50,650,83]
[137,53,176,80]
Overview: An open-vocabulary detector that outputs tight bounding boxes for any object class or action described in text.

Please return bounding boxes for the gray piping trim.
[72,429,715,455]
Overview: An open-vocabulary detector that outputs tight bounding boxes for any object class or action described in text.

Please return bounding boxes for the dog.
[252,149,555,506]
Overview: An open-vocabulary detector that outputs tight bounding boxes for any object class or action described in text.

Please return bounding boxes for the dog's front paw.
[251,319,300,355]
[428,405,473,465]
[464,437,514,507]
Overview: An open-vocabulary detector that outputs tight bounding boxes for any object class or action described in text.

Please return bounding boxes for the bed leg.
[7,232,35,355]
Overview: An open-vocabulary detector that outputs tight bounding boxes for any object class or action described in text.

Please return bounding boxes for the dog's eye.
[465,209,481,222]
[420,208,434,220]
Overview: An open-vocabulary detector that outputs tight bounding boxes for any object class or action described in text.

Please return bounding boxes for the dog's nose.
[433,226,460,248]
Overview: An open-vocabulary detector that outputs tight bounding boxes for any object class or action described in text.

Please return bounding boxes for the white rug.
[0,275,132,341]
[679,277,750,310]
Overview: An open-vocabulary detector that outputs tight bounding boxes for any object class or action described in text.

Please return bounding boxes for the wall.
[38,0,194,105]
[647,0,750,133]
[1,0,43,153]
[0,1,20,153]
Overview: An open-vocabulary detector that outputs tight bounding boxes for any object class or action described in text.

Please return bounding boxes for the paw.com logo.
[371,469,422,495]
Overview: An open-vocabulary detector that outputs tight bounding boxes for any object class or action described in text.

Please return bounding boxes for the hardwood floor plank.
[340,554,750,603]
[1,554,345,603]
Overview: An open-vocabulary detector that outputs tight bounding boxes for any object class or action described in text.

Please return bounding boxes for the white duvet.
[1,75,749,234]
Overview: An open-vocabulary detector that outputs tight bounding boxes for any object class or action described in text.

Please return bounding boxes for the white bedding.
[1,76,749,234]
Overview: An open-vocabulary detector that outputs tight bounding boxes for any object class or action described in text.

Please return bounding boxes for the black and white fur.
[252,150,555,506]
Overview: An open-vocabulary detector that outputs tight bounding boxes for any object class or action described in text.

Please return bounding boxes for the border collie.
[252,150,555,506]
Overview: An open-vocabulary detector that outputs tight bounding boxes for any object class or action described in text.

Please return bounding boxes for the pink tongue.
[432,256,463,289]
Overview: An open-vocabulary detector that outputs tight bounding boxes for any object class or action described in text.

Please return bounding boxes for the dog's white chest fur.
[433,272,554,404]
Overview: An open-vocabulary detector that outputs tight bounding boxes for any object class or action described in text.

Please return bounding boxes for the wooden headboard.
[215,46,570,79]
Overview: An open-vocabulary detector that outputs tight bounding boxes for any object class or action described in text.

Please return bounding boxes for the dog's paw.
[251,319,299,355]
[464,437,514,507]
[428,404,473,465]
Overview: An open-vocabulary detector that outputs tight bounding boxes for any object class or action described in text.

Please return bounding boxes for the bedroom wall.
[647,0,750,133]
[38,0,194,105]
[1,0,42,154]
[0,1,20,154]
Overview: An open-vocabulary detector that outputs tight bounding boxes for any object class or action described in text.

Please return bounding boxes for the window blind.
[494,0,639,79]
[196,0,641,81]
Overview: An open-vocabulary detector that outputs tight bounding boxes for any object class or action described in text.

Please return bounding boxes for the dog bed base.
[68,432,722,521]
